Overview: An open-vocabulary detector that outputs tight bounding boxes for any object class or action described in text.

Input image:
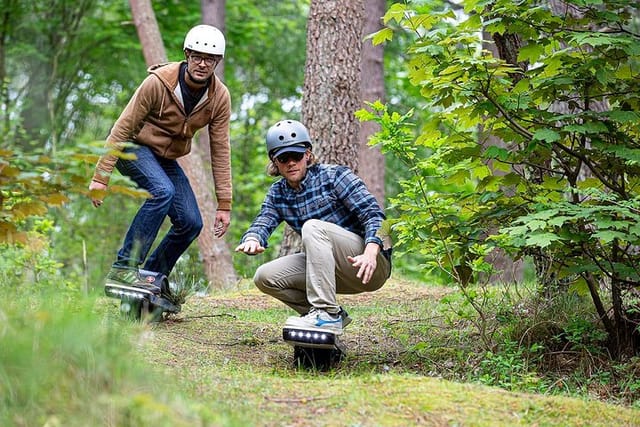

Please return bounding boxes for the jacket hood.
[147,62,181,91]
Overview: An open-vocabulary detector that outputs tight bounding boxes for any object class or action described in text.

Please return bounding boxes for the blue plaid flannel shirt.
[242,164,385,249]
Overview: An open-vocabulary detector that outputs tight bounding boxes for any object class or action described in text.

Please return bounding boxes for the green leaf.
[518,42,544,64]
[484,146,510,161]
[568,277,590,297]
[370,28,394,45]
[595,67,610,86]
[607,111,640,123]
[548,216,571,227]
[10,201,48,220]
[526,219,547,231]
[563,122,608,134]
[532,128,560,143]
[525,232,562,248]
[593,230,627,243]
[383,3,407,24]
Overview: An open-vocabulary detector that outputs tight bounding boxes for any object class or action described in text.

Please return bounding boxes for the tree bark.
[279,0,365,256]
[357,0,386,209]
[481,29,525,284]
[128,0,166,65]
[129,0,237,288]
[302,0,364,169]
[547,0,634,357]
[189,0,237,289]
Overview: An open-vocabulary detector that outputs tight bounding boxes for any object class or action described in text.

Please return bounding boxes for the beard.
[187,69,209,85]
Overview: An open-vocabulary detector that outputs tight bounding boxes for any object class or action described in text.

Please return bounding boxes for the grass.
[131,277,639,426]
[2,277,639,426]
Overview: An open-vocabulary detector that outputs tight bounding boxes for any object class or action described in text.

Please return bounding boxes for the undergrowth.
[0,287,226,426]
[390,279,640,408]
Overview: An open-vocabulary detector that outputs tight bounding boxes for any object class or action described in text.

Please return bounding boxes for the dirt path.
[144,278,451,373]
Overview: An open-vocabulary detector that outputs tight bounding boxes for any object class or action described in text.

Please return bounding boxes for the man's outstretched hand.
[235,238,265,255]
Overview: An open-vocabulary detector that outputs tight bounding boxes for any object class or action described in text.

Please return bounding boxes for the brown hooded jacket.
[91,61,232,210]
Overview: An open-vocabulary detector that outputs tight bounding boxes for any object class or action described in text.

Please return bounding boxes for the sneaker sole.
[148,294,181,313]
[342,316,352,328]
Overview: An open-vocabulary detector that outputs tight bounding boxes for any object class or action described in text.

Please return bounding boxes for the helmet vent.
[291,133,297,138]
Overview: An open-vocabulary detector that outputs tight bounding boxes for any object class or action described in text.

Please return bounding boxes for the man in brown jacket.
[89,24,232,291]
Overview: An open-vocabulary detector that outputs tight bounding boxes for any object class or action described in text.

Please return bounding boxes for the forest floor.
[129,277,640,426]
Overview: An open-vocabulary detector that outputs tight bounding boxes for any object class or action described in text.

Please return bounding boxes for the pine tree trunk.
[302,0,364,168]
[189,0,237,289]
[279,0,365,256]
[357,0,386,209]
[480,29,525,284]
[128,0,166,65]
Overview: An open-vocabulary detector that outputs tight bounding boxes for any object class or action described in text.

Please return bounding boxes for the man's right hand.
[88,180,107,207]
[234,238,265,255]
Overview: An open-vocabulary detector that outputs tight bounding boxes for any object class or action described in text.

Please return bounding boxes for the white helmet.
[183,25,225,57]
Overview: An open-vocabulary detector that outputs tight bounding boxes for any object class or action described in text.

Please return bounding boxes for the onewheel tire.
[120,299,142,320]
[293,346,336,371]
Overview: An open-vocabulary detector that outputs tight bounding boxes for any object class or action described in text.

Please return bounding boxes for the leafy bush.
[360,0,640,358]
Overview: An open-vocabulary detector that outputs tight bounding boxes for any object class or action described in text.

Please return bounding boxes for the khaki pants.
[253,219,391,315]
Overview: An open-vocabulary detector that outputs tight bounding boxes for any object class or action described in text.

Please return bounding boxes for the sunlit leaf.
[10,201,48,220]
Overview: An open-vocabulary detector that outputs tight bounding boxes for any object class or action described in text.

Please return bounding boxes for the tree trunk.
[128,0,166,66]
[480,29,525,284]
[279,0,365,256]
[189,0,237,289]
[357,0,386,209]
[302,0,364,168]
[129,0,237,288]
[547,0,632,358]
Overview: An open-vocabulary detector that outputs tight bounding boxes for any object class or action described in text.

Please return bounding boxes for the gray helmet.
[266,119,312,159]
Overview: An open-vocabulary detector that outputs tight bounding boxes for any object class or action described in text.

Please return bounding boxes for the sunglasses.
[275,151,305,164]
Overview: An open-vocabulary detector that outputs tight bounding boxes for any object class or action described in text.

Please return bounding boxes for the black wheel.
[144,304,165,322]
[329,347,345,364]
[139,300,162,322]
[293,346,341,371]
[120,298,142,320]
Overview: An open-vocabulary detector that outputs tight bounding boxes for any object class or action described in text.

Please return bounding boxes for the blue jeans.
[114,144,203,276]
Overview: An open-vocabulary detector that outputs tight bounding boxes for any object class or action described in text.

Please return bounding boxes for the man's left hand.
[214,210,231,238]
[347,243,380,284]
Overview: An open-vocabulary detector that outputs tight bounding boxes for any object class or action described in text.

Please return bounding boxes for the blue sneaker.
[285,308,343,335]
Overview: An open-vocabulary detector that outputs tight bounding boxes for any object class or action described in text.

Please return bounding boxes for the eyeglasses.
[275,151,305,164]
[189,54,218,66]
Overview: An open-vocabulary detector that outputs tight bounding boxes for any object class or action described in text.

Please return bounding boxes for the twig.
[180,313,238,320]
[264,396,330,404]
